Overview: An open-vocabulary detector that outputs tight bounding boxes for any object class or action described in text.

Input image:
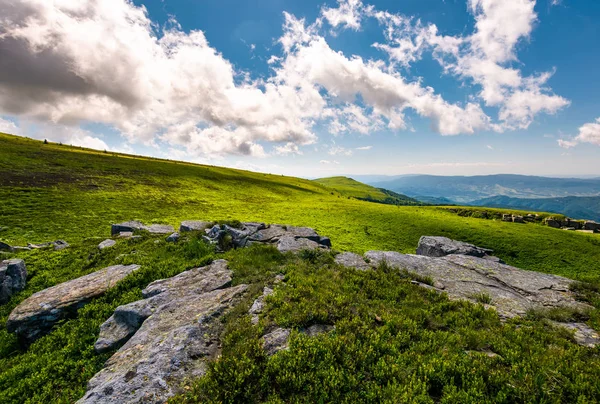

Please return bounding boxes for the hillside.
[2,133,600,403]
[369,174,600,203]
[314,176,422,205]
[471,195,600,222]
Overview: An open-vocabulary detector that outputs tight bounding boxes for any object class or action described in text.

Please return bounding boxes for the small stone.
[166,232,180,243]
[111,221,146,235]
[0,241,14,252]
[98,239,116,250]
[119,232,133,238]
[0,259,27,304]
[53,240,69,251]
[262,328,290,356]
[179,221,213,232]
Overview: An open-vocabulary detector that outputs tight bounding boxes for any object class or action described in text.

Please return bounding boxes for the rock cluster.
[545,217,600,232]
[502,214,538,223]
[200,222,331,253]
[0,239,69,252]
[80,260,247,404]
[111,221,175,235]
[7,264,140,343]
[0,259,27,304]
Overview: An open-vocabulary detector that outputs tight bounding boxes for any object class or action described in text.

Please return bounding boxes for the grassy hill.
[314,176,423,205]
[1,133,600,403]
[472,195,600,222]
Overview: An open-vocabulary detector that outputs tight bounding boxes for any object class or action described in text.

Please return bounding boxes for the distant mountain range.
[361,174,600,204]
[470,195,600,222]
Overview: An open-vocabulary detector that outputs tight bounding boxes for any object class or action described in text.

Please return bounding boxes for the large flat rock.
[7,264,140,342]
[80,260,247,404]
[363,251,591,319]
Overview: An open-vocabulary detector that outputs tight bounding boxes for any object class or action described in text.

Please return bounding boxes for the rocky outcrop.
[179,220,213,232]
[417,236,489,258]
[335,252,371,271]
[545,217,599,233]
[0,241,14,252]
[166,232,180,242]
[111,221,174,236]
[80,260,246,404]
[201,222,331,252]
[98,239,116,249]
[0,259,27,304]
[7,264,140,342]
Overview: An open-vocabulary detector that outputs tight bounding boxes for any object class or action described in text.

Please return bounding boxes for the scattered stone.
[98,239,116,250]
[545,218,562,228]
[27,240,69,250]
[274,274,285,283]
[7,264,140,343]
[277,235,322,253]
[53,240,70,250]
[0,259,27,304]
[179,220,213,232]
[302,324,334,337]
[465,350,499,358]
[584,221,600,232]
[512,215,525,224]
[249,286,274,325]
[81,260,246,404]
[0,241,14,252]
[364,250,592,321]
[416,236,490,258]
[111,221,146,235]
[147,224,175,234]
[166,232,180,242]
[335,252,370,271]
[119,231,133,238]
[262,328,291,356]
[12,246,31,251]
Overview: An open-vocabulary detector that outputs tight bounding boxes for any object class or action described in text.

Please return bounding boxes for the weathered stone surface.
[147,224,175,234]
[111,221,146,235]
[584,221,600,232]
[364,251,592,321]
[546,218,562,228]
[179,220,213,232]
[417,236,490,258]
[95,260,233,353]
[335,252,370,270]
[277,235,321,253]
[0,241,13,252]
[302,324,334,337]
[27,240,69,251]
[262,328,291,356]
[166,232,180,242]
[249,286,274,325]
[0,259,27,304]
[98,239,116,250]
[80,260,246,404]
[119,231,133,238]
[550,321,600,348]
[7,264,140,342]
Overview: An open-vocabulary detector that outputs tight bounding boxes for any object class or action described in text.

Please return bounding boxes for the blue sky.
[0,0,599,177]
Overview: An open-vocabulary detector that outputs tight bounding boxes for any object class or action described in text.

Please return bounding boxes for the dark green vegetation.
[369,174,600,204]
[175,250,600,403]
[1,133,600,403]
[314,176,422,205]
[471,195,600,222]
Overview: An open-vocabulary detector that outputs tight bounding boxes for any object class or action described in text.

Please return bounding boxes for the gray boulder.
[166,232,180,242]
[80,260,247,404]
[7,264,140,342]
[0,241,13,252]
[98,239,116,250]
[111,221,146,235]
[546,218,562,228]
[549,321,600,348]
[335,252,370,271]
[0,259,27,304]
[179,220,212,232]
[416,236,490,258]
[147,224,175,234]
[277,235,322,253]
[262,328,291,356]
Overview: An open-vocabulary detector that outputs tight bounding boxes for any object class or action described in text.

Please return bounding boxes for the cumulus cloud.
[356,145,372,150]
[320,159,340,164]
[0,0,571,159]
[328,144,354,156]
[558,118,600,148]
[0,117,19,135]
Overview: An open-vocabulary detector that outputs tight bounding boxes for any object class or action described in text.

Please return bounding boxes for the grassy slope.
[1,133,600,281]
[1,133,600,403]
[314,176,421,205]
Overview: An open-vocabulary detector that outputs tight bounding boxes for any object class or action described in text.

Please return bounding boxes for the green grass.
[1,133,600,403]
[314,176,422,206]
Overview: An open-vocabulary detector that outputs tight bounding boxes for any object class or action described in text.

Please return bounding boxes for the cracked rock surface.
[7,264,140,343]
[80,260,247,404]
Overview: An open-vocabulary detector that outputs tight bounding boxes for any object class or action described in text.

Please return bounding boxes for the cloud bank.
[0,0,571,157]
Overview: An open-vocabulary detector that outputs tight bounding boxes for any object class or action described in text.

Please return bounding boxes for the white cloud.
[0,0,571,161]
[321,0,367,31]
[0,117,19,135]
[356,145,372,150]
[319,159,340,164]
[486,144,493,149]
[328,144,353,156]
[558,118,600,148]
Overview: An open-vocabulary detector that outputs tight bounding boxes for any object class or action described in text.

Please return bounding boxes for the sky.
[0,0,599,177]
